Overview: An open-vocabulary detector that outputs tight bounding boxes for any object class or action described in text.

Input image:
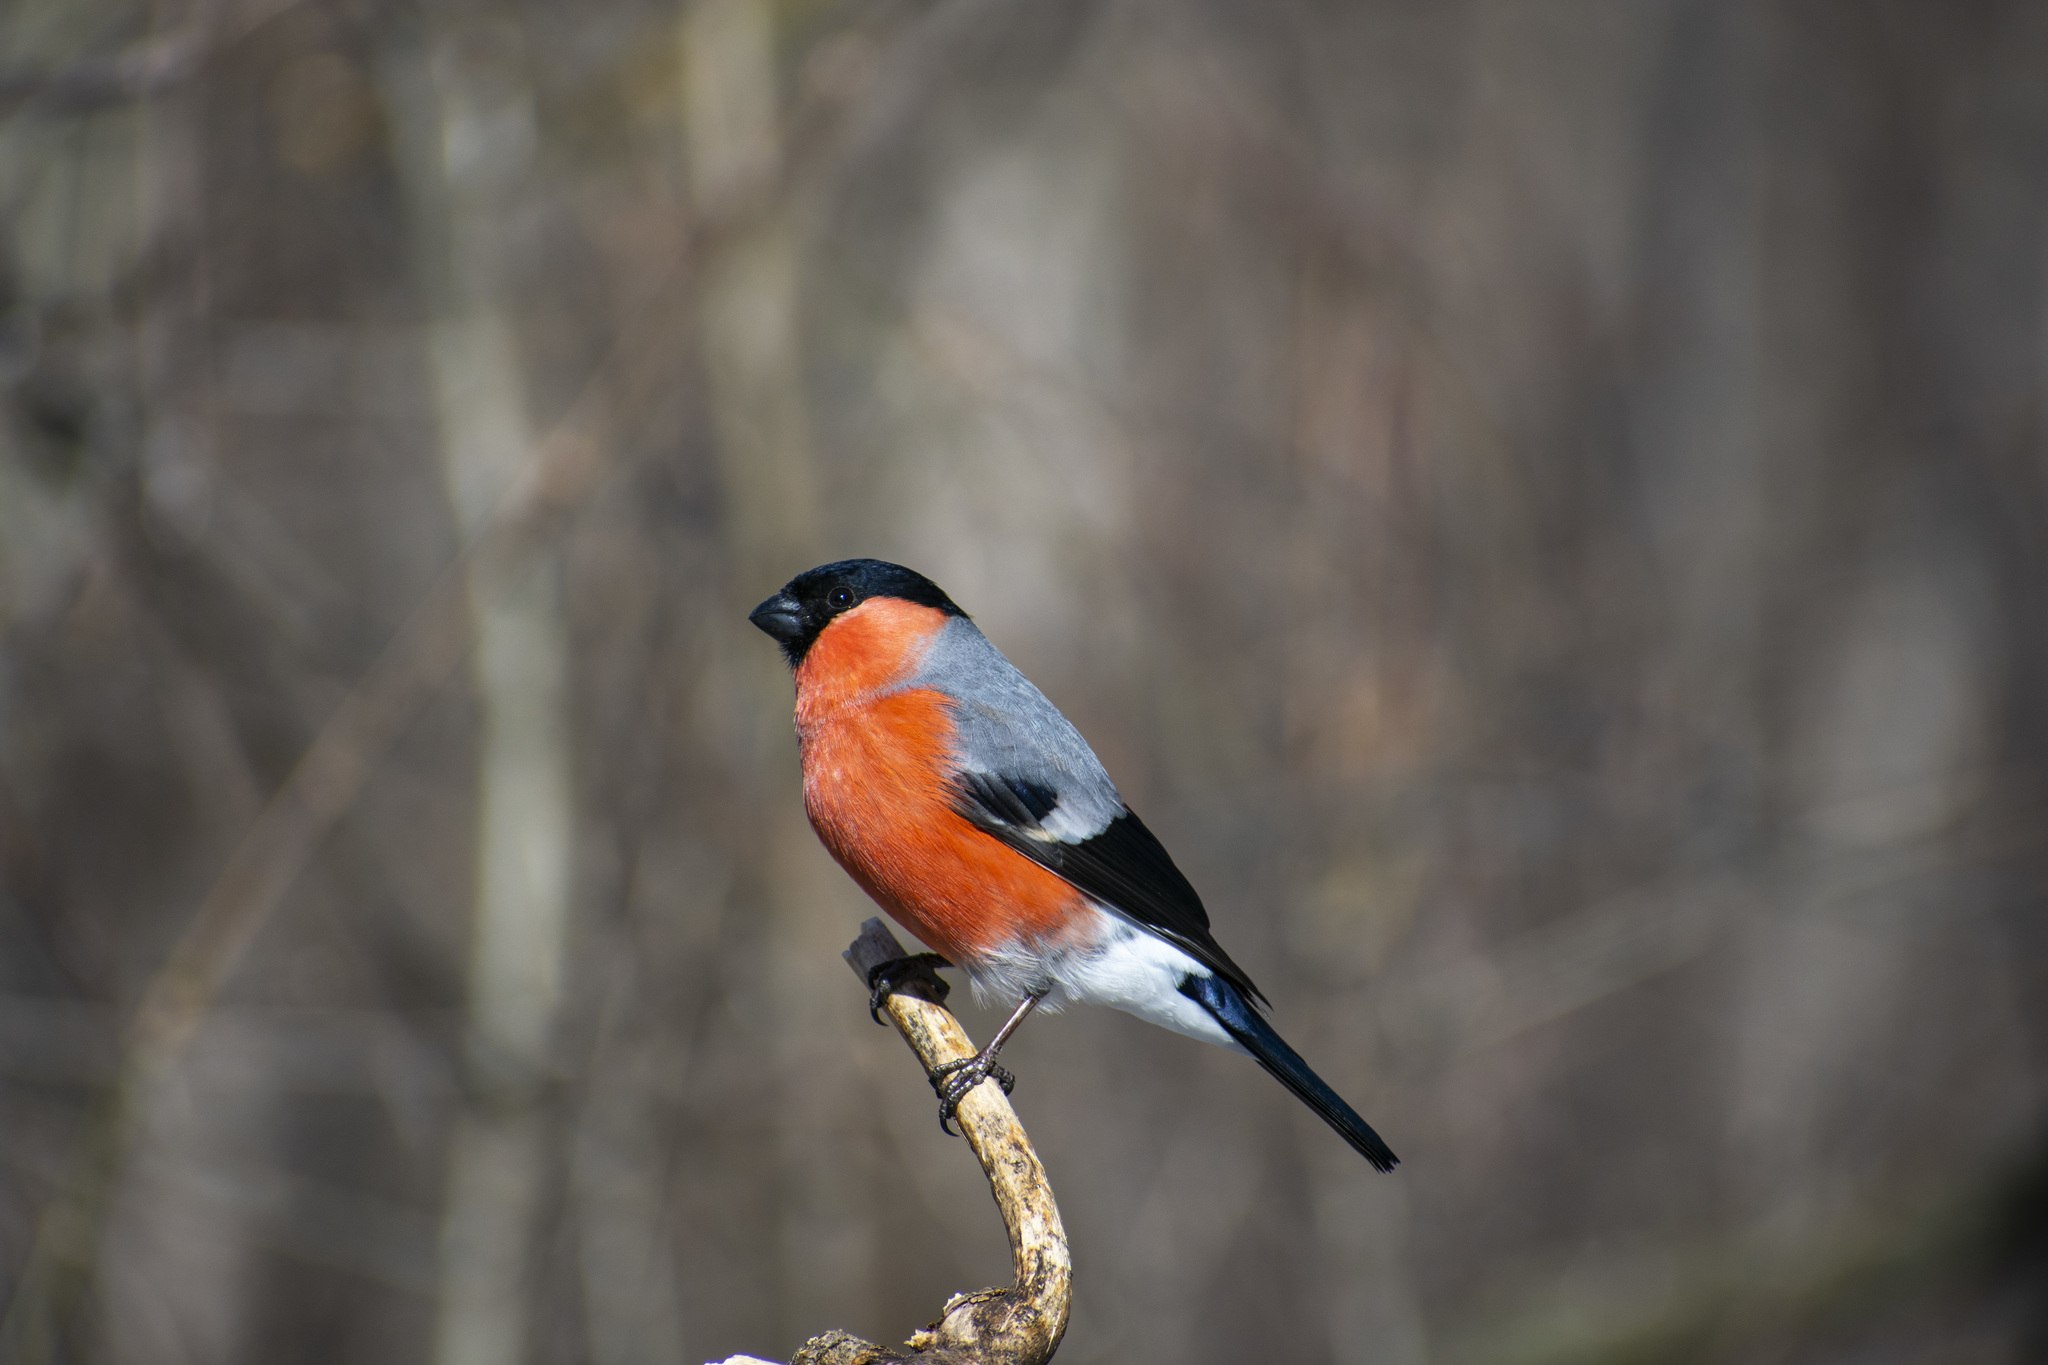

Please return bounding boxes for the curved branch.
[725,918,1072,1365]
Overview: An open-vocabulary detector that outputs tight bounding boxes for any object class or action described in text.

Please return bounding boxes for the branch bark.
[719,918,1071,1365]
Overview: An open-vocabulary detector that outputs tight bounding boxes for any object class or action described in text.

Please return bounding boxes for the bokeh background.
[3,2,2046,1363]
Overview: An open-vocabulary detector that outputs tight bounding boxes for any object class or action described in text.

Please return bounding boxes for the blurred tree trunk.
[383,17,571,1365]
[682,0,819,581]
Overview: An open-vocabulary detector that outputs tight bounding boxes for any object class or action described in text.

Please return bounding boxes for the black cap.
[748,559,967,666]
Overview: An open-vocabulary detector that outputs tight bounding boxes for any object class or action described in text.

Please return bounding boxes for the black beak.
[748,592,806,646]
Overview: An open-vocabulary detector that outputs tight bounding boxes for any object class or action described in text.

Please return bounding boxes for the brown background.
[2,2,2045,1363]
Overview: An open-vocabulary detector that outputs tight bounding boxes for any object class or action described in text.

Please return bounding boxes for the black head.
[748,559,968,666]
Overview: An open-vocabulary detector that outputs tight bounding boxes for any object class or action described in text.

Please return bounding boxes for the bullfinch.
[749,558,1398,1171]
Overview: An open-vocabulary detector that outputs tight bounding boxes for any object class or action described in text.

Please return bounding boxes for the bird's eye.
[827,587,854,609]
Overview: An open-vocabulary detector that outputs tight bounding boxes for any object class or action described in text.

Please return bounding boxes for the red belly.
[799,687,1090,965]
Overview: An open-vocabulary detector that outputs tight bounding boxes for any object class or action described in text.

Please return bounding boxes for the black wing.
[955,770,1269,1008]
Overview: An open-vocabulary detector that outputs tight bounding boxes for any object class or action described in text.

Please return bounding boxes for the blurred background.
[2,1,2046,1362]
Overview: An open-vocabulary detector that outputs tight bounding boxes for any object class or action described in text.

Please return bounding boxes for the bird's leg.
[931,990,1045,1134]
[865,952,952,1024]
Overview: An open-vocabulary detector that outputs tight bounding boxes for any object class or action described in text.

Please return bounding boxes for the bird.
[749,558,1398,1171]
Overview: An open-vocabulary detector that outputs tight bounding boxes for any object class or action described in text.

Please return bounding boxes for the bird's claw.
[930,1054,1017,1134]
[865,953,952,1024]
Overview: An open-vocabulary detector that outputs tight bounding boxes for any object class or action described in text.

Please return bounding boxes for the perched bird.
[749,558,1398,1171]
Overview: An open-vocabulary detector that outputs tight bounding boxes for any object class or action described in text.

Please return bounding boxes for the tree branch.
[716,918,1071,1365]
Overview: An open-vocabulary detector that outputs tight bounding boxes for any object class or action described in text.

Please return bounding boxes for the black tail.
[1179,972,1399,1172]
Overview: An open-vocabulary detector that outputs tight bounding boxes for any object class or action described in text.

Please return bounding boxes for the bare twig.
[745,919,1072,1365]
[0,0,305,119]
[0,31,206,116]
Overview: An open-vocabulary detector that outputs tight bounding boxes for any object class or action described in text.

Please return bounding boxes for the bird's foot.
[865,952,952,1024]
[929,1052,1016,1134]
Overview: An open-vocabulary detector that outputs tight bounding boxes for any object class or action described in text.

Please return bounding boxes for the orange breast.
[793,602,1090,965]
